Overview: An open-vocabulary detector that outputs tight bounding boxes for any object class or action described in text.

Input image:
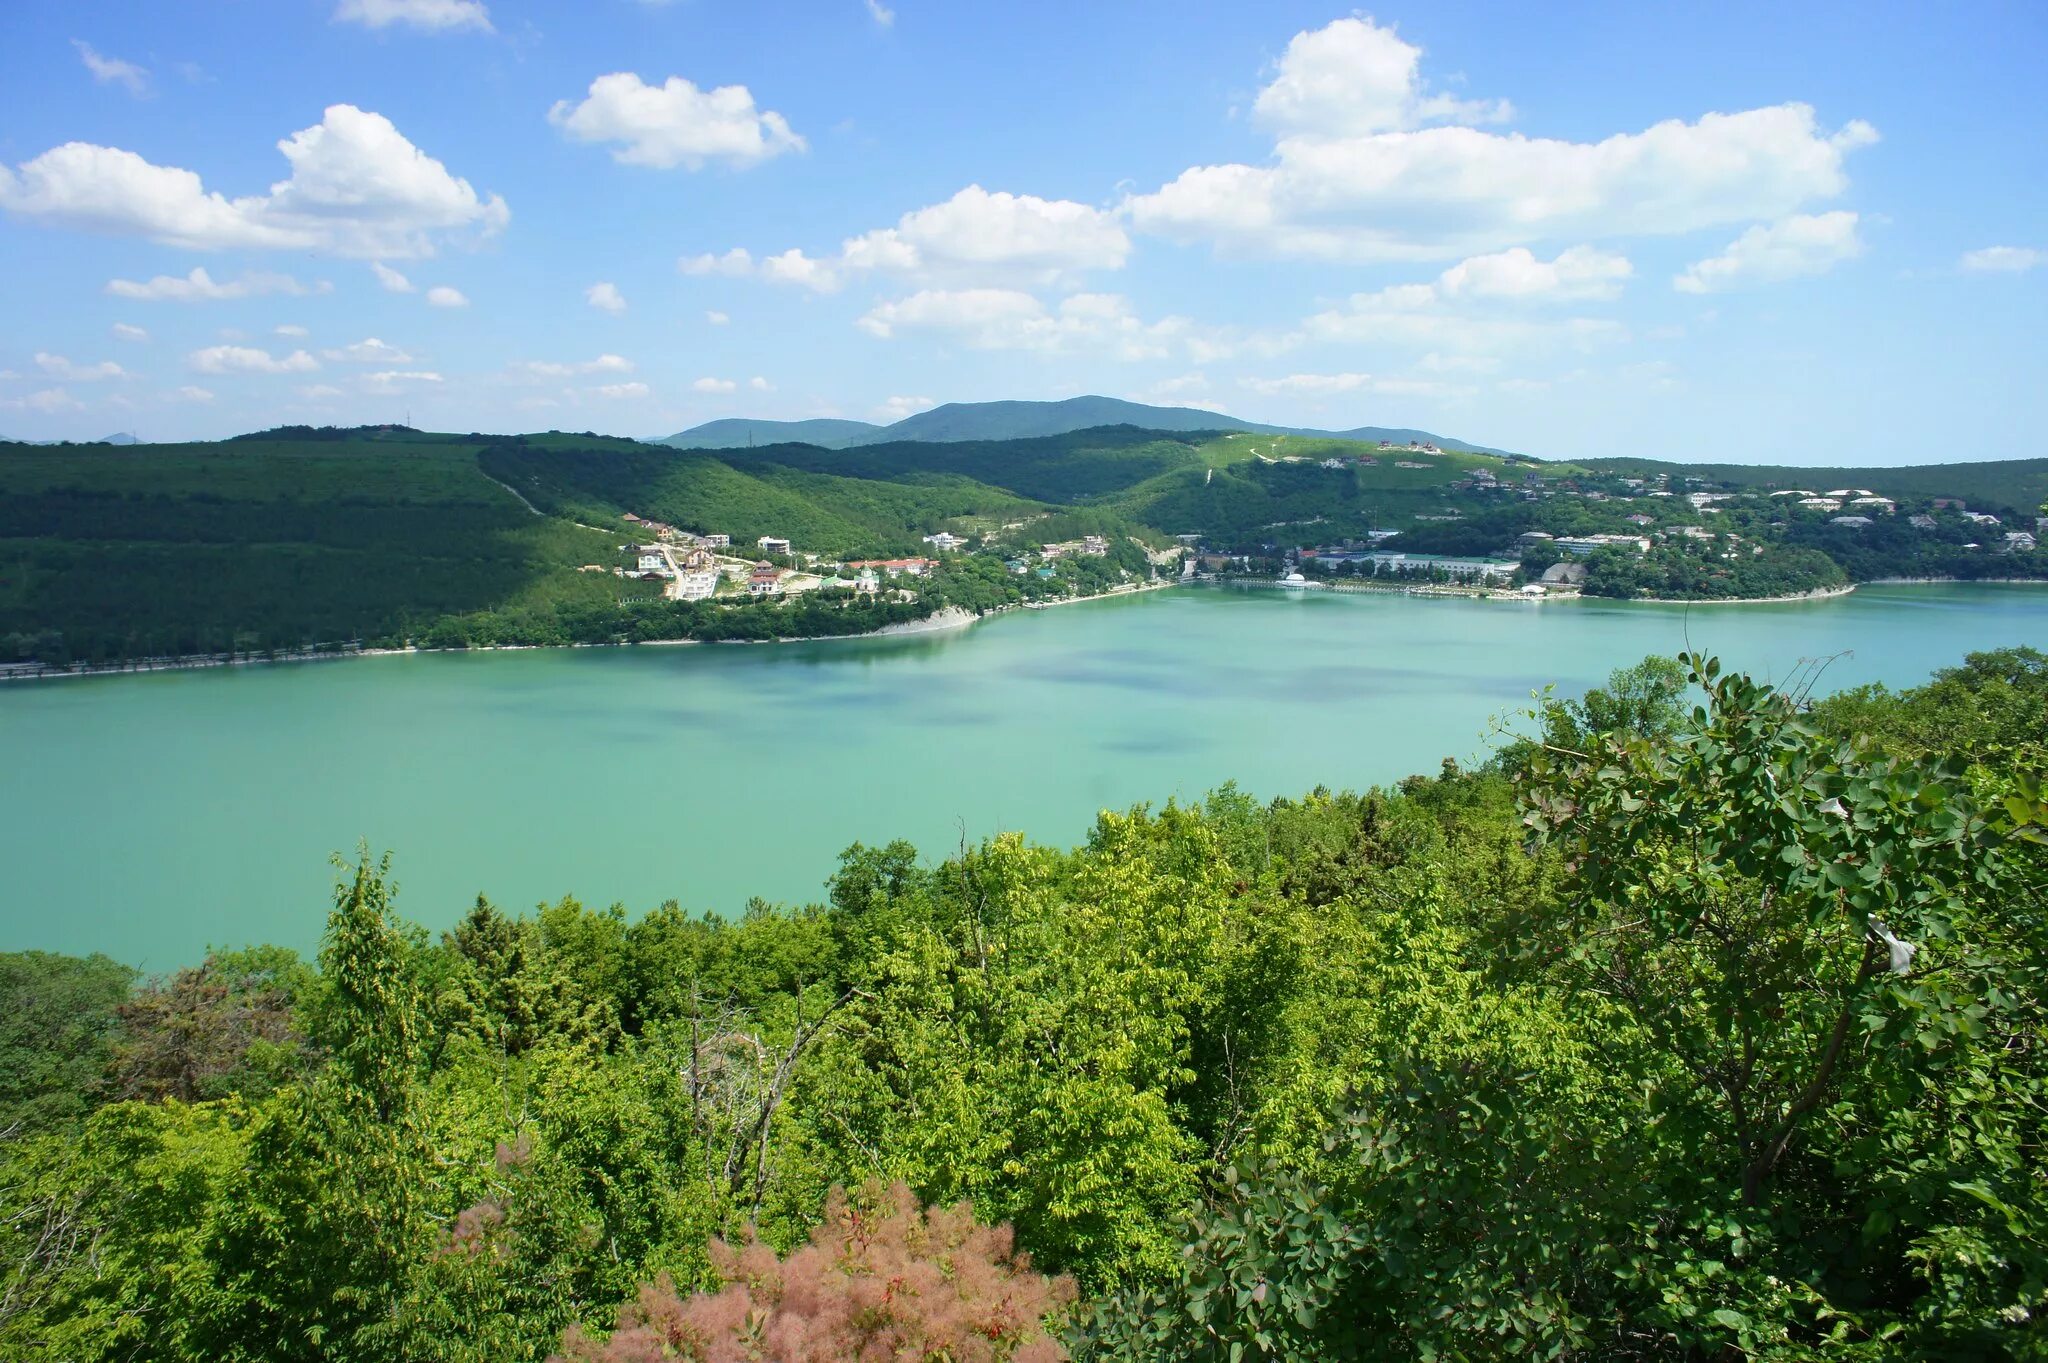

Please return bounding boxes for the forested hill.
[4,423,2045,666]
[3,646,2045,1358]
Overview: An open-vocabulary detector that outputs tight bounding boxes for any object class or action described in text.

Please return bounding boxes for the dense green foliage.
[0,438,621,665]
[2,646,2042,1359]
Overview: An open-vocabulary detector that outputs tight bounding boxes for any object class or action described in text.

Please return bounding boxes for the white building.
[757,535,793,556]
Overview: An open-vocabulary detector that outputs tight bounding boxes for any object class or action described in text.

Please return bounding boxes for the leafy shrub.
[557,1181,1076,1363]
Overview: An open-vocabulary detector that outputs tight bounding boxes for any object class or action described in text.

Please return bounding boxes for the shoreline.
[0,584,1175,685]
[7,572,2037,685]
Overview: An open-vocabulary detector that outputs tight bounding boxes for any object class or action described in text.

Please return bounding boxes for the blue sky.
[1,0,2043,462]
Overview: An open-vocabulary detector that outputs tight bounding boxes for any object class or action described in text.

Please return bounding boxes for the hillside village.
[1186,450,2046,600]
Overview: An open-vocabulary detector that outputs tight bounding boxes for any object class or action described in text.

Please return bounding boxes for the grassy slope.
[480,441,1048,557]
[0,438,620,660]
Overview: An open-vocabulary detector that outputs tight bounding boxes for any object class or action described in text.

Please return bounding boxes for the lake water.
[4,583,2043,969]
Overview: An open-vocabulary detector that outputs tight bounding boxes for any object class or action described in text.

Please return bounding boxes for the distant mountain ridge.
[658,396,1508,456]
[656,417,882,450]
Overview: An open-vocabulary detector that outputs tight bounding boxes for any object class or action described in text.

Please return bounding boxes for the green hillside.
[0,435,621,665]
[480,440,1046,556]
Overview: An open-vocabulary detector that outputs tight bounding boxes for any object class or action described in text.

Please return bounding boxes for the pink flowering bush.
[556,1182,1076,1363]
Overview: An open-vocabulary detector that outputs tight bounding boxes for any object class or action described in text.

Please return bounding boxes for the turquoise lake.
[3,583,2043,969]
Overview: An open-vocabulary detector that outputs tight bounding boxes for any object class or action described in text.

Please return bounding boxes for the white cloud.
[275,324,310,337]
[111,322,149,343]
[35,353,127,382]
[1127,16,1876,263]
[1242,371,1461,399]
[1251,16,1509,138]
[297,384,345,399]
[324,337,415,364]
[549,73,804,170]
[865,0,895,27]
[0,388,84,414]
[1959,245,2042,273]
[585,281,627,313]
[1302,279,1626,355]
[362,369,443,393]
[594,381,651,399]
[333,0,492,33]
[74,41,150,97]
[1438,245,1633,302]
[839,185,1129,286]
[748,376,772,391]
[425,285,468,307]
[514,354,633,378]
[0,105,509,258]
[705,309,730,325]
[173,385,215,402]
[759,248,840,293]
[856,288,1186,358]
[372,260,417,292]
[691,376,737,393]
[874,395,933,421]
[680,248,756,278]
[1674,210,1862,293]
[188,345,321,374]
[104,266,312,302]
[693,185,1130,294]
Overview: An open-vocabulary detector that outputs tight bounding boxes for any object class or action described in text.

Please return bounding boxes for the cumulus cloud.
[1959,245,2042,273]
[1673,211,1862,293]
[679,248,756,278]
[1126,16,1876,262]
[297,384,345,399]
[514,354,633,378]
[594,381,651,398]
[705,310,730,325]
[0,388,84,414]
[748,376,772,391]
[372,261,417,292]
[425,285,468,307]
[691,376,737,393]
[275,324,310,337]
[0,105,509,258]
[1438,245,1633,301]
[35,353,128,382]
[111,322,149,342]
[173,385,215,402]
[74,41,150,97]
[1251,16,1509,138]
[362,369,443,393]
[874,395,933,421]
[838,185,1129,286]
[1303,279,1625,355]
[333,0,492,32]
[585,281,627,313]
[687,185,1131,294]
[188,345,321,374]
[857,289,1186,358]
[324,337,414,364]
[1242,372,1461,399]
[549,73,804,170]
[759,248,841,292]
[105,267,313,302]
